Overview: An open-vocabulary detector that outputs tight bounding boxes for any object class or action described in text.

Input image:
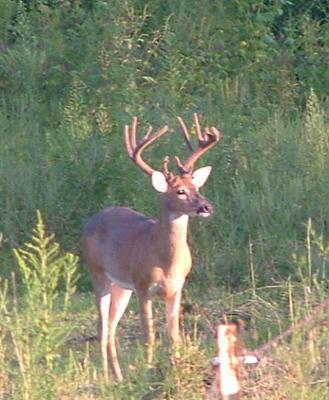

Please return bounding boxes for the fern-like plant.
[0,211,79,399]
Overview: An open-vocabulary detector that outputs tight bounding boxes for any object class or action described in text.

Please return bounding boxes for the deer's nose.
[197,203,213,216]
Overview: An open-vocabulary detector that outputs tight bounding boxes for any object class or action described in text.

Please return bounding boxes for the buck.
[81,113,221,381]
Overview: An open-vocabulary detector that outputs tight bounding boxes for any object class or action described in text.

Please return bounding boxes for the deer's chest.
[147,274,187,298]
[146,252,192,298]
[130,224,192,296]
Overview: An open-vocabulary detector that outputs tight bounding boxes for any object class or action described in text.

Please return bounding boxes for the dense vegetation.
[0,0,328,398]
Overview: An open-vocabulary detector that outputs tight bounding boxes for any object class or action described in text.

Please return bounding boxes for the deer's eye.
[176,188,186,195]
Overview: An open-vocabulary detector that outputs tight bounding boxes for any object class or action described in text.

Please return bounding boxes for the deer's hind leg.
[108,283,132,381]
[96,283,112,382]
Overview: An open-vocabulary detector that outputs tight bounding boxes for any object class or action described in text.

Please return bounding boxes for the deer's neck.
[156,204,190,261]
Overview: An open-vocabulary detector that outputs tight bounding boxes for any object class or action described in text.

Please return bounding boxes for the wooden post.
[207,297,329,399]
[218,324,241,399]
[208,323,258,399]
[208,324,241,400]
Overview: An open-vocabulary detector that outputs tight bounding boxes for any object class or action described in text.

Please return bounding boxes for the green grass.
[0,1,329,398]
[0,214,328,399]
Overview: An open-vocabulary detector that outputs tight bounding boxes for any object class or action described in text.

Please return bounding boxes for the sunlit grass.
[0,214,327,398]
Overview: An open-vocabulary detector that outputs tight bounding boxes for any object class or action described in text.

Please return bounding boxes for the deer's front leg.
[165,290,183,365]
[138,294,155,366]
[165,290,182,344]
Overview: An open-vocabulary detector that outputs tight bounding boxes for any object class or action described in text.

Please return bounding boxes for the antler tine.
[174,156,187,175]
[162,156,172,176]
[130,115,138,150]
[177,116,194,152]
[125,117,169,176]
[176,113,222,174]
[193,112,203,142]
[185,126,221,172]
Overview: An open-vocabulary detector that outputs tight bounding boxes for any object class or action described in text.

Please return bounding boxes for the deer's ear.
[152,171,168,193]
[192,166,212,188]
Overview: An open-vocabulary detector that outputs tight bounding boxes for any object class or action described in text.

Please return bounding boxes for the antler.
[125,116,169,176]
[176,113,221,175]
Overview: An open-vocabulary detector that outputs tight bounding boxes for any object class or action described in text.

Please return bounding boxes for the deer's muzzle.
[197,202,213,217]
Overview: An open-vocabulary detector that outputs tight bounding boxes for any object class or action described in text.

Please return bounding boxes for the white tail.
[81,113,221,381]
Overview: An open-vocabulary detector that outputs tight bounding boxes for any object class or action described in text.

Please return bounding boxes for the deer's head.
[125,114,221,218]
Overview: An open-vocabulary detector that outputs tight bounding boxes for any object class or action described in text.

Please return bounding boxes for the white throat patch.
[169,214,189,224]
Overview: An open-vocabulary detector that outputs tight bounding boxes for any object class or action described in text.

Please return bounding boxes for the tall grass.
[1,81,329,287]
[0,1,328,398]
[0,213,328,399]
